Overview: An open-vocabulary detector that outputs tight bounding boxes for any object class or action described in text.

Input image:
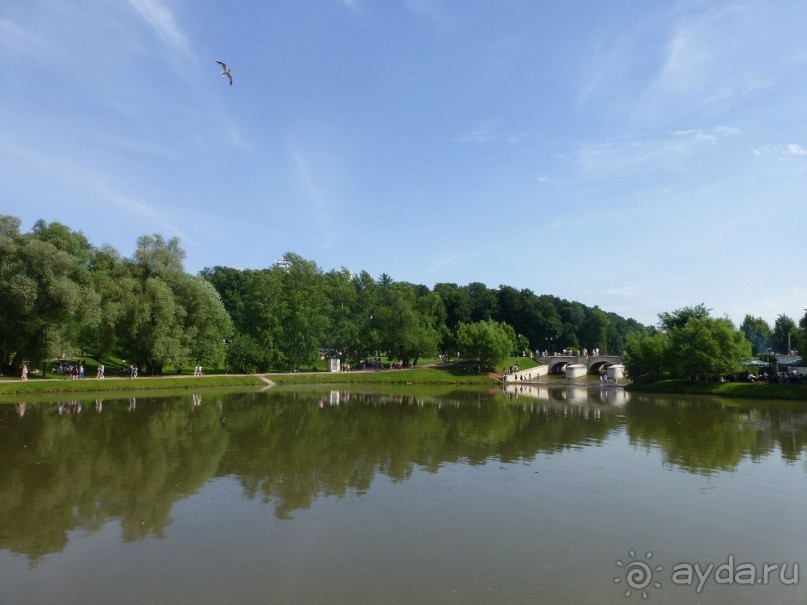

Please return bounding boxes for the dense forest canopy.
[2,216,801,375]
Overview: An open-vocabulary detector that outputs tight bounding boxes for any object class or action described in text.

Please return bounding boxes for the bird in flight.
[216,60,233,86]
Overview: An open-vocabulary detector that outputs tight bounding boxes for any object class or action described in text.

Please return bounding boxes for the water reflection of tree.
[743,406,807,464]
[220,389,617,519]
[0,398,228,564]
[622,396,807,474]
[8,389,806,561]
[0,390,621,560]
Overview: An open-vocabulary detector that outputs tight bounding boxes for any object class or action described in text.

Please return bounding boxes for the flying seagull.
[216,60,233,86]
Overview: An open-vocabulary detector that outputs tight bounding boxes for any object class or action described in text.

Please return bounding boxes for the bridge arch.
[548,361,570,374]
[589,360,615,375]
[536,354,624,376]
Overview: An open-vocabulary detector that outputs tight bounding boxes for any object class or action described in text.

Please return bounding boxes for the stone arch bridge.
[503,355,623,383]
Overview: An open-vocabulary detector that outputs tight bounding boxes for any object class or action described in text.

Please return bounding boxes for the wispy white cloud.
[671,129,717,143]
[575,127,741,179]
[576,14,663,107]
[127,0,189,53]
[455,121,537,145]
[633,1,804,125]
[288,146,339,248]
[455,121,497,144]
[651,18,715,95]
[507,131,532,145]
[0,137,189,244]
[339,0,360,11]
[426,250,466,274]
[89,179,193,245]
[753,143,807,161]
[670,126,741,144]
[575,139,678,179]
[785,143,807,156]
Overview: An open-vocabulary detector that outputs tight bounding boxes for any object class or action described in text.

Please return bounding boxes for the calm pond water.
[1,385,806,605]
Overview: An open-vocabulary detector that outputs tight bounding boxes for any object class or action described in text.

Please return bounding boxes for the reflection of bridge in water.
[502,383,628,407]
[503,355,623,383]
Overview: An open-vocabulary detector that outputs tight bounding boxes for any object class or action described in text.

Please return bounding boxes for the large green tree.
[658,303,711,332]
[772,314,798,354]
[625,306,750,382]
[0,218,100,373]
[579,306,610,353]
[199,265,250,329]
[275,254,330,371]
[456,320,514,370]
[113,235,188,373]
[377,283,441,366]
[112,235,232,373]
[434,283,473,330]
[171,274,233,367]
[322,268,364,364]
[739,315,772,355]
[238,267,285,371]
[667,316,751,379]
[623,331,669,383]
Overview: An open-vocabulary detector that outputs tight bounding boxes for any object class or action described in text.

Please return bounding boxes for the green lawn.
[0,352,542,397]
[269,364,498,386]
[0,362,501,397]
[501,356,540,371]
[0,375,266,398]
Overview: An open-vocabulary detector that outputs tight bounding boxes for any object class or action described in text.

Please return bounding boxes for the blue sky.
[2,0,806,327]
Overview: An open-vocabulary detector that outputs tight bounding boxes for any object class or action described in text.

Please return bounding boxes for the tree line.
[624,304,807,383]
[0,216,656,374]
[198,261,651,372]
[0,216,232,375]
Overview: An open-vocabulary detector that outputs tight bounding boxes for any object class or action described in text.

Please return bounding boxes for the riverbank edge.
[626,379,807,402]
[0,367,500,396]
[0,375,266,396]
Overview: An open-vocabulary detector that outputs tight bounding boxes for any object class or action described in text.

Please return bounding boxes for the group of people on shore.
[536,347,602,358]
[18,360,215,380]
[61,362,86,380]
[502,365,539,383]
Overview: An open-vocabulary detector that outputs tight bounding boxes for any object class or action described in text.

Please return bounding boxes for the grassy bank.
[268,366,498,386]
[0,375,266,397]
[0,364,501,397]
[626,379,807,402]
